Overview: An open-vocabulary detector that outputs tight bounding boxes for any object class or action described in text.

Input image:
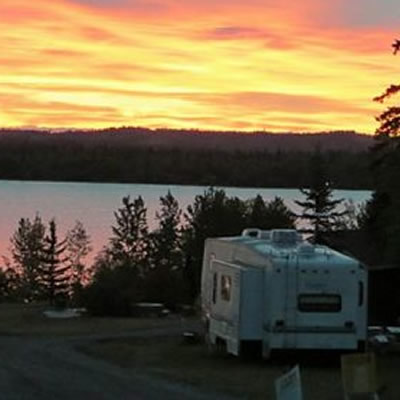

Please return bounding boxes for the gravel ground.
[0,323,235,400]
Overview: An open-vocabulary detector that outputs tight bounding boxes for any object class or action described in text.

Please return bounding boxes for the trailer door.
[283,256,299,349]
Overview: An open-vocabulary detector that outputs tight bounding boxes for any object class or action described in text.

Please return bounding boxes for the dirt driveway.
[0,325,235,400]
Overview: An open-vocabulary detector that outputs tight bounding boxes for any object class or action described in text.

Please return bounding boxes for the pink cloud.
[201,26,296,50]
[181,92,370,115]
[78,26,124,42]
[0,5,58,23]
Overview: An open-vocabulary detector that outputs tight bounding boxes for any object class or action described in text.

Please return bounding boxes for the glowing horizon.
[0,0,398,133]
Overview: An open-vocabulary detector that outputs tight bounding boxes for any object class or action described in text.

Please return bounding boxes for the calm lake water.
[0,180,372,264]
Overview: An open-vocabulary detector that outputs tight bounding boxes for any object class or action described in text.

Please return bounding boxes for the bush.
[144,268,187,311]
[83,264,142,317]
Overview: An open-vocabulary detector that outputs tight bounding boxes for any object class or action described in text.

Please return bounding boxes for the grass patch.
[81,336,400,400]
[2,303,399,399]
[0,303,179,336]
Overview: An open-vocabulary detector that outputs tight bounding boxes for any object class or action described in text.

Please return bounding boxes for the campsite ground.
[0,303,399,399]
[81,336,400,400]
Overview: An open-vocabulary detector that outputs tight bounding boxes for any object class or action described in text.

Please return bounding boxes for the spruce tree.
[247,195,268,228]
[109,195,149,274]
[247,195,295,230]
[40,219,69,305]
[147,191,184,306]
[84,196,149,315]
[10,215,45,300]
[295,148,344,243]
[182,187,248,301]
[264,197,296,229]
[65,220,92,304]
[368,38,400,264]
[150,191,182,271]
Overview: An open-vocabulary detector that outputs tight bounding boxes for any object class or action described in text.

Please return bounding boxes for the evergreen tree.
[295,148,344,243]
[0,269,9,302]
[65,220,92,304]
[367,38,400,264]
[40,219,69,305]
[83,196,149,316]
[150,191,182,270]
[0,258,24,301]
[147,191,184,306]
[247,195,295,229]
[247,195,268,228]
[264,197,296,229]
[108,195,149,274]
[10,215,45,300]
[182,188,248,302]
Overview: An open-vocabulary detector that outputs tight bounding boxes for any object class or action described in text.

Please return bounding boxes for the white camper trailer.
[201,229,367,359]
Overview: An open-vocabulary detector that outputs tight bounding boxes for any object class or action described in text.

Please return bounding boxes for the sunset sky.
[0,0,398,133]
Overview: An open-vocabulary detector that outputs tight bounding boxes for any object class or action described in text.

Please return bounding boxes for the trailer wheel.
[208,337,227,356]
[357,340,366,352]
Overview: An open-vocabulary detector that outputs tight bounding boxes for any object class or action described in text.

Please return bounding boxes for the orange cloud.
[0,0,397,133]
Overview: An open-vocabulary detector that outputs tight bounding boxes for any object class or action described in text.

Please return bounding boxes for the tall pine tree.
[108,196,149,274]
[295,148,344,243]
[84,196,149,315]
[147,191,184,306]
[150,191,182,272]
[40,219,69,305]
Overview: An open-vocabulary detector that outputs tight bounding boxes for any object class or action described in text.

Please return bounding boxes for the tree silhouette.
[295,148,344,243]
[247,195,295,229]
[182,188,248,301]
[147,191,184,306]
[366,38,400,264]
[150,191,182,271]
[10,215,46,300]
[65,220,92,304]
[39,219,69,305]
[108,196,149,274]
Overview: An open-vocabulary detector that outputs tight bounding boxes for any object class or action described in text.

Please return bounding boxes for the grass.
[2,303,399,399]
[81,336,400,400]
[0,303,179,336]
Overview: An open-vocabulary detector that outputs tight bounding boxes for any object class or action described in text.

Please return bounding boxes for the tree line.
[0,189,301,314]
[0,130,371,189]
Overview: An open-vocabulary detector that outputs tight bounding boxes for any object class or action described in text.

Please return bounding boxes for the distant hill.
[0,128,373,188]
[0,127,373,153]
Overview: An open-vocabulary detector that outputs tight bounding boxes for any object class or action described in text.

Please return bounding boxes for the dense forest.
[0,128,372,189]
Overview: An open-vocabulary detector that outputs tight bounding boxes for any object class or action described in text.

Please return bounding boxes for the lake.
[0,180,371,264]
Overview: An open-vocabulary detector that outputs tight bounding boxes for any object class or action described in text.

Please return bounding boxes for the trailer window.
[298,294,341,312]
[220,275,232,302]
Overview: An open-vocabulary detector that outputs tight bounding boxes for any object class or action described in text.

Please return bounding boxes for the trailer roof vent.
[298,243,315,256]
[271,230,299,246]
[242,228,262,238]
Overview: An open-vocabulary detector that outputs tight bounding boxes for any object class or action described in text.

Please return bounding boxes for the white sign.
[275,365,303,400]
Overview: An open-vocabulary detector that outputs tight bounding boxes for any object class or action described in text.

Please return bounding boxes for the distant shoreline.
[0,178,373,192]
[0,129,373,190]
